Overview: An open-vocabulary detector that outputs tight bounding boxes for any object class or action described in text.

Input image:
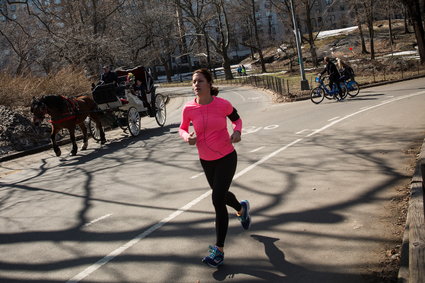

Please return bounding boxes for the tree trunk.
[354,1,369,54]
[403,6,411,33]
[305,1,318,67]
[388,1,394,45]
[365,0,375,59]
[161,58,172,83]
[368,21,375,59]
[403,0,425,63]
[222,53,233,80]
[251,0,266,73]
[175,2,193,72]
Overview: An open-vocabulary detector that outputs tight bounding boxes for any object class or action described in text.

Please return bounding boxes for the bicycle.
[341,79,360,97]
[310,76,347,104]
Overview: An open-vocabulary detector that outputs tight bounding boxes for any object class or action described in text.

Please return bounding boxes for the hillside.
[245,20,419,75]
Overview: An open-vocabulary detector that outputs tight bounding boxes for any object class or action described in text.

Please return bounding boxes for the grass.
[0,67,92,107]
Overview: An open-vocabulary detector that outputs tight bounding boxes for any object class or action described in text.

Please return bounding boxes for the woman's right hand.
[188,132,197,145]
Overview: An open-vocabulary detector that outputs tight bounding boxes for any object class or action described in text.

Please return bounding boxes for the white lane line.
[68,90,424,282]
[307,91,425,137]
[84,214,112,227]
[296,129,308,135]
[234,139,303,179]
[328,116,340,122]
[229,90,246,102]
[190,172,204,179]
[250,146,265,153]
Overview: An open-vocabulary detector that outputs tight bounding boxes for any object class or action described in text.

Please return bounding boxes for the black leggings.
[200,150,242,248]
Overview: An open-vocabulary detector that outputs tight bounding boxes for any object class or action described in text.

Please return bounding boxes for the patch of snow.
[317,26,358,39]
[382,50,418,57]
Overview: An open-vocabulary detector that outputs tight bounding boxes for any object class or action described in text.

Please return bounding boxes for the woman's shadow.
[212,234,360,283]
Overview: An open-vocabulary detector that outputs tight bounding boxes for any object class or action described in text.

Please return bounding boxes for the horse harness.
[49,96,81,124]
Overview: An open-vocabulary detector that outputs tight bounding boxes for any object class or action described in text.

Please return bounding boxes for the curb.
[0,134,89,162]
[398,138,425,283]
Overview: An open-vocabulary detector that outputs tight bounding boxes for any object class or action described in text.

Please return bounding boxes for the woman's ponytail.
[211,86,219,96]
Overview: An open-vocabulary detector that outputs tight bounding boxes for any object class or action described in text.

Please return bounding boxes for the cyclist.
[319,56,343,101]
[337,58,355,82]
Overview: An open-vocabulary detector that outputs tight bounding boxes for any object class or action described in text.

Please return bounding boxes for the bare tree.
[299,0,319,67]
[0,2,43,74]
[271,0,319,67]
[176,0,234,79]
[230,0,267,72]
[399,0,425,63]
[352,0,369,54]
[356,0,376,59]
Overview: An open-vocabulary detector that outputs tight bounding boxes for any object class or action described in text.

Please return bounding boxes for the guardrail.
[398,138,425,283]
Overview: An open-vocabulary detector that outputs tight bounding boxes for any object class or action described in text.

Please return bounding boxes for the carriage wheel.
[127,107,141,137]
[154,94,166,127]
[87,117,101,141]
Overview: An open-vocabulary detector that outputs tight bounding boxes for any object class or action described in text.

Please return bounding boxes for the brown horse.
[31,95,106,156]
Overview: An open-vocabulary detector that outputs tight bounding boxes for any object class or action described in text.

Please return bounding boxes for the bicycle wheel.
[347,81,360,97]
[340,84,348,100]
[324,85,333,99]
[311,87,325,104]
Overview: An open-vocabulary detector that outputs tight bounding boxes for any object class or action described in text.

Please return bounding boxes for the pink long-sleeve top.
[179,96,242,161]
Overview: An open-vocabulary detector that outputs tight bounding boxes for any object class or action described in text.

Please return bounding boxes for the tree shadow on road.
[0,123,422,282]
[211,234,361,283]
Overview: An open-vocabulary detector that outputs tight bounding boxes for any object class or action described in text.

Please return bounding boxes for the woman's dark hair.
[193,68,219,96]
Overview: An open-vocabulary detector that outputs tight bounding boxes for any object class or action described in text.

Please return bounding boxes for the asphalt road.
[1,78,425,282]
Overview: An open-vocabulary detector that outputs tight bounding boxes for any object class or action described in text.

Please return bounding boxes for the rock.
[0,105,50,156]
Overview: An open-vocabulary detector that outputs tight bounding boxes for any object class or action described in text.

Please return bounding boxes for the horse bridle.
[31,100,48,126]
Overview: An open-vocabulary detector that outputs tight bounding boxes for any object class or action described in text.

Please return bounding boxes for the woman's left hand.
[231,131,241,143]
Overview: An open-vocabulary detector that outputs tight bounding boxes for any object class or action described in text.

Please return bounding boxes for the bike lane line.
[67,90,425,283]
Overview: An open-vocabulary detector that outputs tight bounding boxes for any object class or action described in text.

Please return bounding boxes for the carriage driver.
[101,65,118,85]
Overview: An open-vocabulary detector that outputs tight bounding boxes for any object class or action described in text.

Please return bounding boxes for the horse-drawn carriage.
[30,66,167,157]
[89,65,167,140]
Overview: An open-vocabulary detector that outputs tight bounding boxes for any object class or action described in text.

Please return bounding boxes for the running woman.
[179,68,251,268]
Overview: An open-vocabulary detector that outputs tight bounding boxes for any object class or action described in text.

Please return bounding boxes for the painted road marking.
[250,146,265,153]
[263,125,279,130]
[328,116,340,122]
[243,125,279,135]
[190,172,204,179]
[307,91,425,137]
[230,90,246,101]
[296,129,308,135]
[84,214,112,227]
[68,90,425,282]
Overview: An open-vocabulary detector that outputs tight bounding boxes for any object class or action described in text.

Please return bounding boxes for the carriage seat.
[92,83,120,104]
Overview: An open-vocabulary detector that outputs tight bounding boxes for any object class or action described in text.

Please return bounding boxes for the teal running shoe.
[238,200,251,230]
[202,245,224,268]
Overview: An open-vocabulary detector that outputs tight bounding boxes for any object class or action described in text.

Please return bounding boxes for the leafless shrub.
[0,66,91,107]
